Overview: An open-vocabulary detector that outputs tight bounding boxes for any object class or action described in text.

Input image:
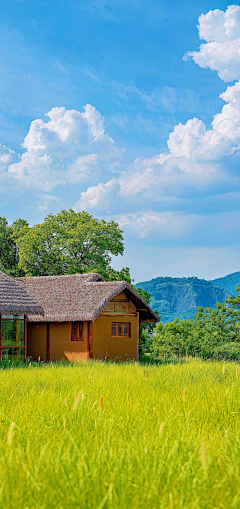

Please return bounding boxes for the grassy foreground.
[0,360,240,509]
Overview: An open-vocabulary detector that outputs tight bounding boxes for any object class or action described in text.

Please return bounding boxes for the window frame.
[71,321,84,341]
[111,322,131,338]
[0,315,26,362]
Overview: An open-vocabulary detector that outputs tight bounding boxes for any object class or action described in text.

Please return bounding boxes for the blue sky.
[1,0,240,282]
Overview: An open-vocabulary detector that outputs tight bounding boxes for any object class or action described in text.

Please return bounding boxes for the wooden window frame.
[71,321,84,341]
[111,322,131,338]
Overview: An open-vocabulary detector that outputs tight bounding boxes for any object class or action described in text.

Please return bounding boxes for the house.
[1,271,158,362]
[0,270,43,362]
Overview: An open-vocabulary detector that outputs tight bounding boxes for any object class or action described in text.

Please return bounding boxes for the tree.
[136,287,159,355]
[105,266,132,284]
[15,209,127,277]
[0,217,28,276]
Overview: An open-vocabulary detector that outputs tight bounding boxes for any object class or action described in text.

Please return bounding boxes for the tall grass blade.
[7,422,15,446]
[159,422,164,436]
[99,394,103,412]
[200,441,207,471]
[182,387,187,402]
[73,391,82,411]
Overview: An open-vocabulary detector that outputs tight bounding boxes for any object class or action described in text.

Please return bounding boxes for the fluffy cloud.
[75,179,118,210]
[117,211,198,238]
[7,105,120,191]
[76,74,240,221]
[167,117,206,158]
[184,5,240,82]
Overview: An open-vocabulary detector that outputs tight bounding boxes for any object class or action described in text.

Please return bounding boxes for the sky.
[1,0,240,282]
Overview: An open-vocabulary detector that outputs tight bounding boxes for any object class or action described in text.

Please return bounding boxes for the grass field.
[0,359,240,509]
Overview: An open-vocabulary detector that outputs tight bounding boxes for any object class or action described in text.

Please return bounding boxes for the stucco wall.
[27,321,88,362]
[50,321,88,361]
[92,313,138,361]
[27,322,47,361]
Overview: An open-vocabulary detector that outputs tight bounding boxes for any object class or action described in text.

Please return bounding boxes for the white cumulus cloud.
[8,105,121,191]
[184,5,240,82]
[75,179,118,210]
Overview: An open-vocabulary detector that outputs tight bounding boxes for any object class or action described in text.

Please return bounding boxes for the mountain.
[211,272,240,297]
[135,276,231,323]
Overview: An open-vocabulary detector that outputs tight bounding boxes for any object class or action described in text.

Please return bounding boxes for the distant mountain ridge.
[211,272,240,297]
[135,276,231,323]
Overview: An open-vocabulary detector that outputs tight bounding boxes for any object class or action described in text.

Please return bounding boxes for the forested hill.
[211,272,240,297]
[135,277,231,323]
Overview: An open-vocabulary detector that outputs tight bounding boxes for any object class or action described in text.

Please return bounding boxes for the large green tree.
[14,209,128,279]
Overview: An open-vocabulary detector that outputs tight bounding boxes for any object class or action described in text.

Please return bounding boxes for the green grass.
[0,359,240,508]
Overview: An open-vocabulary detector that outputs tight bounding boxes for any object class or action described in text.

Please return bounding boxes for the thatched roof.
[17,273,158,323]
[0,271,43,316]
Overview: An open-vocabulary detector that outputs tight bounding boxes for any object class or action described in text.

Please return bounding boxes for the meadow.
[0,359,240,509]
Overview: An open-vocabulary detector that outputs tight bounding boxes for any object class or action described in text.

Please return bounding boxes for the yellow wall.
[50,321,88,361]
[92,313,138,361]
[27,321,88,362]
[94,292,138,361]
[27,322,47,361]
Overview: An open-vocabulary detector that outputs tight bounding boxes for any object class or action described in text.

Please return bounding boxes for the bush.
[212,343,240,361]
[149,289,240,362]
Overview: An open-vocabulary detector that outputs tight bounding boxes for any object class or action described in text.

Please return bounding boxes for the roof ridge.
[16,272,103,281]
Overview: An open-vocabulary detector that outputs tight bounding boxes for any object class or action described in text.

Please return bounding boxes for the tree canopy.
[0,210,131,281]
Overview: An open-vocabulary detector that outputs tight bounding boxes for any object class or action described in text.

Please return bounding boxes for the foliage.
[150,286,240,361]
[105,266,132,284]
[135,287,160,354]
[0,210,131,281]
[15,209,124,277]
[0,217,28,276]
[0,360,240,508]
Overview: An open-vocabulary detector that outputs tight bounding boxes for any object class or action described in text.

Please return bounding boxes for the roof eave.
[0,306,44,316]
[90,282,159,323]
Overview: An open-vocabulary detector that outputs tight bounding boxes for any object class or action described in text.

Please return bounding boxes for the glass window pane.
[1,320,25,347]
[79,322,83,339]
[71,321,84,341]
[118,324,123,336]
[111,323,116,336]
[124,324,129,337]
[1,348,25,362]
[74,322,77,340]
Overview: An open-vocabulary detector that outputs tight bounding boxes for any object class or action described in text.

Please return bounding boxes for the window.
[71,321,83,341]
[0,315,26,362]
[111,322,131,338]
